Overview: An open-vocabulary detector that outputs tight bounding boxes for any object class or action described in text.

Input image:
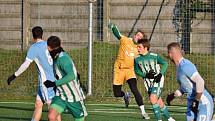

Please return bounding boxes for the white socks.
[140,105,146,114]
[168,117,175,121]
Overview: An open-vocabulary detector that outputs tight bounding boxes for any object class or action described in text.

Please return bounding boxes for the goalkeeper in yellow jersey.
[108,22,149,119]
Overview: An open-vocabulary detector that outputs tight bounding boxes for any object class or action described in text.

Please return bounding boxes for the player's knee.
[34,100,43,109]
[48,110,57,121]
[150,94,158,104]
[48,114,56,121]
[113,85,123,97]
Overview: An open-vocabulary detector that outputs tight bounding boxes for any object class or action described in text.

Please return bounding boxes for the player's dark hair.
[47,36,61,49]
[137,38,150,51]
[32,26,43,39]
[167,42,181,51]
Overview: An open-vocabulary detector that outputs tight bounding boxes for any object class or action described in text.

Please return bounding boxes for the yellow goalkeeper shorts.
[113,62,136,85]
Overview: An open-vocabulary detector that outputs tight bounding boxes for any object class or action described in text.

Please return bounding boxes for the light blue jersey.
[177,58,213,121]
[26,40,56,102]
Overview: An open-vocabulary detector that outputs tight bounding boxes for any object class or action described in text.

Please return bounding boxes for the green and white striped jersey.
[134,52,168,90]
[54,52,85,102]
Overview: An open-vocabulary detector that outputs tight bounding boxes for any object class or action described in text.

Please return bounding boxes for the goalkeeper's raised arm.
[108,22,122,40]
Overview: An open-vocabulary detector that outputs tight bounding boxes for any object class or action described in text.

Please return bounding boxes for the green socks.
[161,105,170,119]
[152,104,161,120]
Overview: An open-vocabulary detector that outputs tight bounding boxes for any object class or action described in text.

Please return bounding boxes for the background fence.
[0,0,214,101]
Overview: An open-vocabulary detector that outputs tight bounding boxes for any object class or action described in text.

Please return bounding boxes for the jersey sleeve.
[134,58,145,77]
[180,62,198,78]
[157,54,168,75]
[110,24,122,40]
[14,59,31,76]
[26,45,38,62]
[55,56,76,86]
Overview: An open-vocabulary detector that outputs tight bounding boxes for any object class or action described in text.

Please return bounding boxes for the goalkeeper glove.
[191,99,199,115]
[7,74,16,85]
[44,80,56,88]
[166,93,175,106]
[154,73,162,83]
[145,70,156,79]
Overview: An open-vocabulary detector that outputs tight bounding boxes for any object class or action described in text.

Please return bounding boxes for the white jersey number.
[46,50,53,65]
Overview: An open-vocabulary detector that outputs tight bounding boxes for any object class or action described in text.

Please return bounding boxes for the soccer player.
[44,36,87,121]
[6,26,61,121]
[167,42,214,121]
[134,38,175,121]
[108,22,149,119]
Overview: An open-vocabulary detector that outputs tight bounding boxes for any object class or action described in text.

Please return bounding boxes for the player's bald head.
[167,42,183,63]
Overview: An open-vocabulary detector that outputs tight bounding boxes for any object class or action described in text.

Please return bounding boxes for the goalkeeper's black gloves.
[44,80,56,88]
[191,99,199,115]
[7,74,16,85]
[154,73,162,83]
[166,93,175,106]
[145,70,156,79]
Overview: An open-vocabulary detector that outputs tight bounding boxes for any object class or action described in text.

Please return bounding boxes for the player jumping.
[108,22,150,119]
[134,38,175,121]
[167,42,214,121]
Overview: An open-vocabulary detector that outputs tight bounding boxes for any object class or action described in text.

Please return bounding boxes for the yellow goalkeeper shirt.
[116,35,138,69]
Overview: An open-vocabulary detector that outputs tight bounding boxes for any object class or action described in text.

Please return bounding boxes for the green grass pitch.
[0,101,186,121]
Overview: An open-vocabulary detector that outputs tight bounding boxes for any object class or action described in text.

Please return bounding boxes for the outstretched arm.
[108,23,122,40]
[7,59,32,85]
[15,59,31,76]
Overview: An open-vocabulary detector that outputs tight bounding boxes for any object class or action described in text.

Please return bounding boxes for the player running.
[167,42,214,121]
[108,22,149,119]
[134,38,175,121]
[44,36,87,121]
[6,26,61,121]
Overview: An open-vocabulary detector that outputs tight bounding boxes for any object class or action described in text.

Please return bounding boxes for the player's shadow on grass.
[0,105,48,121]
[0,116,47,121]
